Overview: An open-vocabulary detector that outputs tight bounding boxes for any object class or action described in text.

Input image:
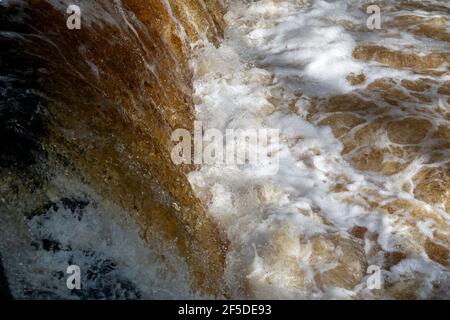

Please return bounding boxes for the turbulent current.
[189,0,450,299]
[0,0,449,300]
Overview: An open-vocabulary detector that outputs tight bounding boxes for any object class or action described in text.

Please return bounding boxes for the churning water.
[189,0,450,299]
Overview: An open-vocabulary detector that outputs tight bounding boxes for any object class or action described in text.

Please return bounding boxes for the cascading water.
[0,0,227,299]
[190,0,450,299]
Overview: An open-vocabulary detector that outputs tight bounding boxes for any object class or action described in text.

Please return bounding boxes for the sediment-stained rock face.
[0,0,227,298]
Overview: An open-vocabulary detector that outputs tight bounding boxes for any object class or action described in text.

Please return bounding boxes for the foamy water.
[189,0,450,299]
[0,174,201,299]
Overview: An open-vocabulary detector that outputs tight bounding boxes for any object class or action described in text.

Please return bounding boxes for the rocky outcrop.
[0,0,228,297]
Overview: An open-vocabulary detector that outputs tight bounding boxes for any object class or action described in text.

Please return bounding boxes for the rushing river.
[190,0,450,299]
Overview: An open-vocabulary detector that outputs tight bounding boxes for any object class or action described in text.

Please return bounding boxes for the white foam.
[0,175,201,299]
[190,0,450,299]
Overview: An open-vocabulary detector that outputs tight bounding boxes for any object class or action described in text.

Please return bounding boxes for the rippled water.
[190,0,450,299]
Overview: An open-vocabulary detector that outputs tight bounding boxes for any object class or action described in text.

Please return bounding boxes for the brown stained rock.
[349,145,412,175]
[246,231,367,295]
[348,119,394,157]
[425,239,449,267]
[390,15,450,43]
[389,14,424,28]
[384,279,418,300]
[382,198,415,215]
[414,17,450,43]
[386,118,431,144]
[346,73,366,86]
[394,0,450,14]
[382,199,447,229]
[340,136,357,155]
[381,161,410,176]
[353,45,450,71]
[3,0,228,296]
[415,25,450,43]
[368,78,414,105]
[351,147,384,172]
[414,69,448,77]
[384,251,407,269]
[434,230,450,248]
[331,182,349,193]
[243,226,315,298]
[368,78,397,91]
[410,93,433,104]
[389,145,421,161]
[350,226,368,239]
[318,113,365,137]
[433,125,450,143]
[327,102,430,175]
[169,0,225,45]
[437,81,450,95]
[414,167,450,212]
[400,78,435,92]
[353,119,386,145]
[311,234,367,290]
[325,94,378,112]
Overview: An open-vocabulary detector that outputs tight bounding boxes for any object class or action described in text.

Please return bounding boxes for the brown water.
[0,0,449,299]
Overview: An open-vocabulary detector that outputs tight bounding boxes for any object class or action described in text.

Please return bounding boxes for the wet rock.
[319,113,365,138]
[310,234,367,290]
[367,78,415,105]
[351,147,385,172]
[353,45,450,71]
[425,239,449,267]
[414,167,450,212]
[437,81,450,95]
[383,251,407,270]
[325,94,378,112]
[386,118,431,145]
[350,226,368,239]
[346,73,366,86]
[400,78,435,92]
[0,0,228,297]
[390,15,450,43]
